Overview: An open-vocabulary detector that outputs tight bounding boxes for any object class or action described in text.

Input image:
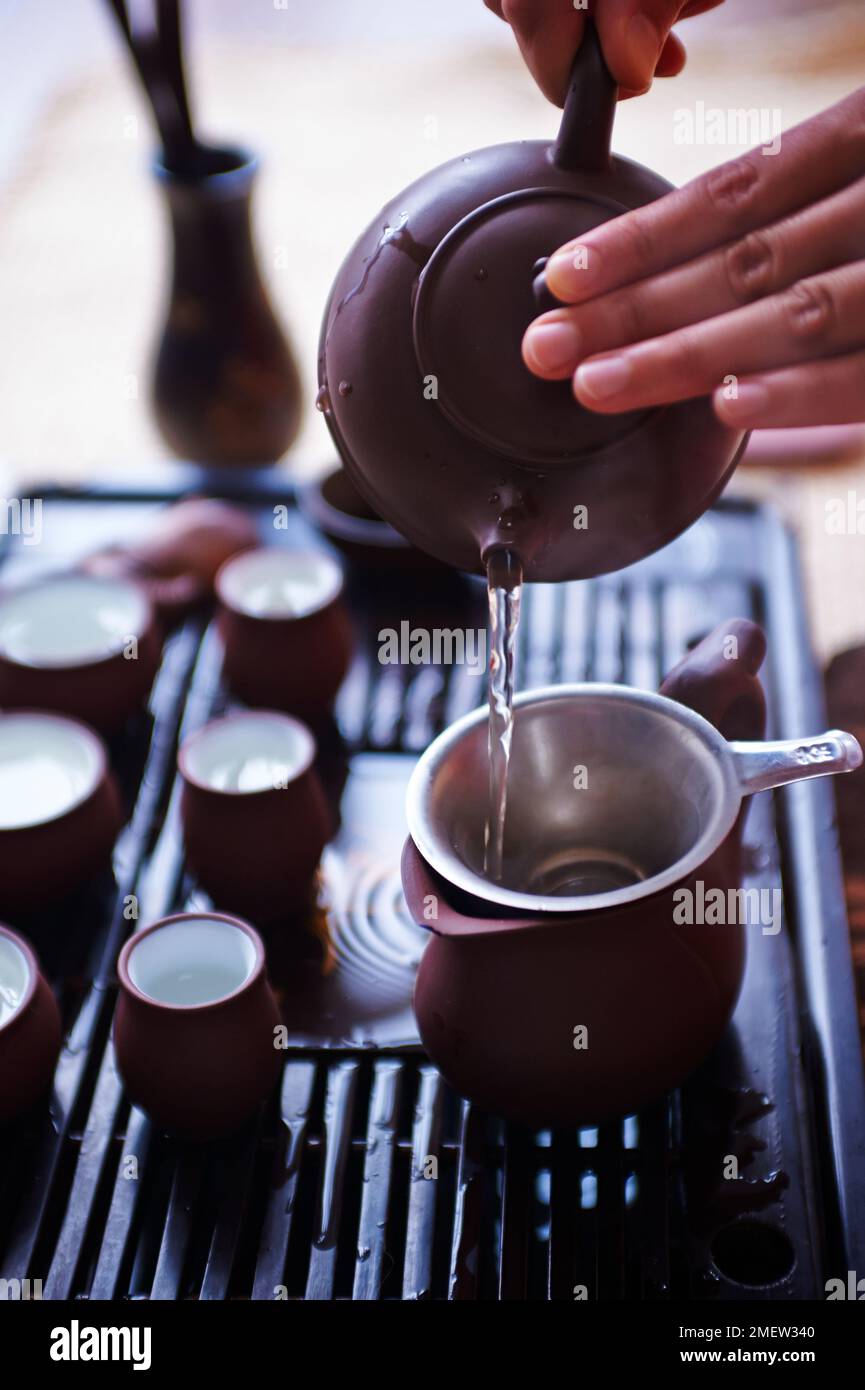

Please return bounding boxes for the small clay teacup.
[0,711,122,915]
[0,572,161,733]
[298,464,454,578]
[215,547,353,719]
[178,710,331,921]
[114,912,282,1140]
[0,923,61,1124]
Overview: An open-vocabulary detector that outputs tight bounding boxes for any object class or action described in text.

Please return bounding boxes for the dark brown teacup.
[178,710,331,922]
[216,547,353,720]
[0,922,61,1125]
[0,711,122,915]
[114,912,283,1140]
[298,465,453,577]
[0,572,161,733]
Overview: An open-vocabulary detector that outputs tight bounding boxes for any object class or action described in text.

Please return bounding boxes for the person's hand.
[522,88,865,429]
[485,1,725,104]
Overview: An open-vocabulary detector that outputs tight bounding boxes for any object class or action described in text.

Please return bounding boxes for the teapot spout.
[401,838,541,938]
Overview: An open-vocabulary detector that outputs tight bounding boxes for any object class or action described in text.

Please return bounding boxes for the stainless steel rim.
[405,683,742,915]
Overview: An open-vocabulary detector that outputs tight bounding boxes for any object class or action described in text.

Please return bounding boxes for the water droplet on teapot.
[474,267,488,283]
[315,385,331,414]
[338,380,353,397]
[488,492,500,505]
[497,507,523,531]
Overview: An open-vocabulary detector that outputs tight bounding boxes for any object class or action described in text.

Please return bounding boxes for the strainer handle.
[731,730,862,795]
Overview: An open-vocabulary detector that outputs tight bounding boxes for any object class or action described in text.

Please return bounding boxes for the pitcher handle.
[731,730,862,795]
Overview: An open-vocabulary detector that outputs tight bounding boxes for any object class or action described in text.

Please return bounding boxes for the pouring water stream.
[484,548,522,882]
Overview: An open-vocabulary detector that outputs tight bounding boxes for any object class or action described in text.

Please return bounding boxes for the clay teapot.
[402,622,862,1126]
[319,22,747,581]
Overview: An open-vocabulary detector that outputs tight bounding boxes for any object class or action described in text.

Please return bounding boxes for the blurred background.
[1,0,864,654]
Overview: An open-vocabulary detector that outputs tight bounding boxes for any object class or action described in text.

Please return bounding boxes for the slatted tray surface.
[0,483,863,1301]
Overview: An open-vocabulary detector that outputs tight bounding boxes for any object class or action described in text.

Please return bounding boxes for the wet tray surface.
[0,481,863,1301]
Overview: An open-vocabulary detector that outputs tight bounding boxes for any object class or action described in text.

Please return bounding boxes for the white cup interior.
[183,712,314,793]
[127,917,258,1007]
[218,548,342,619]
[0,934,30,1028]
[0,713,102,829]
[0,574,148,668]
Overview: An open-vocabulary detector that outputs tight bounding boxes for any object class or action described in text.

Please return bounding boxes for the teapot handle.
[552,18,616,173]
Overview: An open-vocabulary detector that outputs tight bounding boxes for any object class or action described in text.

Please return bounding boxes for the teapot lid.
[412,186,647,464]
[400,23,650,467]
[411,21,649,467]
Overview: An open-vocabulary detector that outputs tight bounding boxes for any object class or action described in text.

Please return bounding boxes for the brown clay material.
[218,600,354,719]
[0,923,61,1125]
[83,498,259,629]
[406,837,745,1127]
[83,548,207,629]
[113,912,283,1140]
[660,617,767,742]
[133,498,260,584]
[298,465,454,577]
[0,714,123,916]
[152,147,303,468]
[318,21,746,581]
[406,620,767,1128]
[0,576,162,735]
[178,712,332,922]
[216,554,354,720]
